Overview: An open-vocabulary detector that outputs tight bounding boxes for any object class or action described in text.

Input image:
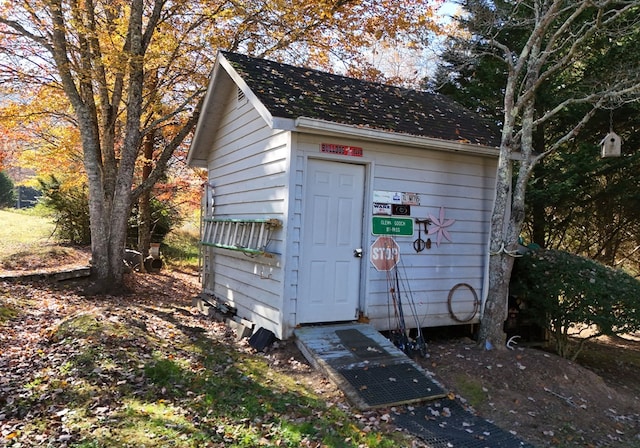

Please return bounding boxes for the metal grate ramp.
[394,400,536,448]
[294,323,535,447]
[337,363,445,408]
[294,323,446,410]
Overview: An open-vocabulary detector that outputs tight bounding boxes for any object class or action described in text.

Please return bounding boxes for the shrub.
[128,197,183,246]
[511,249,640,360]
[0,171,16,208]
[37,175,91,244]
[38,175,183,247]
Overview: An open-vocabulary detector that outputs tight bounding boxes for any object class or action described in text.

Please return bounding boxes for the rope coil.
[447,283,479,323]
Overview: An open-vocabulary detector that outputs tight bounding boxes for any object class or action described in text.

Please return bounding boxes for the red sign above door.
[320,143,363,157]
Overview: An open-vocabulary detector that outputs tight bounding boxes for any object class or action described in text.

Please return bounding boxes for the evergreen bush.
[37,175,91,244]
[128,197,182,246]
[0,171,16,208]
[512,249,640,360]
[38,175,182,247]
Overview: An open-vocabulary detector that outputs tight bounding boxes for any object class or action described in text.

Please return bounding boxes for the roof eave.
[186,56,226,167]
[293,117,500,157]
[187,51,280,168]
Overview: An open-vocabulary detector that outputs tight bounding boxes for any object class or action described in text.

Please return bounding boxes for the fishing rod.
[386,265,409,355]
[397,259,428,357]
[393,265,411,355]
[384,237,428,358]
[395,262,428,358]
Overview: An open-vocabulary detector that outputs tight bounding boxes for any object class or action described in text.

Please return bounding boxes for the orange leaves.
[1,0,444,271]
[5,431,19,441]
[0,78,84,186]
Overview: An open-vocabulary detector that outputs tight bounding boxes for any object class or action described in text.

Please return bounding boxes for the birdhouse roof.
[600,131,622,145]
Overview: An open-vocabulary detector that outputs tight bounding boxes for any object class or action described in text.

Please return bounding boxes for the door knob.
[353,248,363,258]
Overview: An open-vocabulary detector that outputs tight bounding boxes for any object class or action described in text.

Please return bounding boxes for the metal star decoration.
[427,206,456,247]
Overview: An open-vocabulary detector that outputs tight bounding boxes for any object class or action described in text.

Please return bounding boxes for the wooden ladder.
[201,218,281,256]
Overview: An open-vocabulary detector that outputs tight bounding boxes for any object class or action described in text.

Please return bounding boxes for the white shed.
[187,51,500,340]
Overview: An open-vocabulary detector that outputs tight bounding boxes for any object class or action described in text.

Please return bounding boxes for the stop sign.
[370,236,400,271]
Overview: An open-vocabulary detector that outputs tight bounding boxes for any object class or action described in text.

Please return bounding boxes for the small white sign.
[373,190,403,204]
[402,192,420,206]
[373,203,392,215]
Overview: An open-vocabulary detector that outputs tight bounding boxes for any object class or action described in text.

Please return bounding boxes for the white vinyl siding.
[205,87,289,338]
[293,134,496,331]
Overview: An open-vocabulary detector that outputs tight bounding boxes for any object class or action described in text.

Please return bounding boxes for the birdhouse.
[600,131,621,158]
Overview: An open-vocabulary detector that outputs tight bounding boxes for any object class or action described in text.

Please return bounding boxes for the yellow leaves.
[0,0,443,227]
[214,7,236,20]
[0,98,85,189]
[5,431,19,440]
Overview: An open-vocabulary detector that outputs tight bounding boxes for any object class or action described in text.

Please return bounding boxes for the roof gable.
[221,51,500,148]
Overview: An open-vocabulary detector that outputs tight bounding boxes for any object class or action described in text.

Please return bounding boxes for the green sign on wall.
[372,216,414,236]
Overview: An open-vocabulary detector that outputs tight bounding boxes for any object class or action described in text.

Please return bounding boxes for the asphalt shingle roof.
[222,51,501,148]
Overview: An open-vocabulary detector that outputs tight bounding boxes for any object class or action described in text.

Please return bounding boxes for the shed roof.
[187,51,501,167]
[221,51,500,147]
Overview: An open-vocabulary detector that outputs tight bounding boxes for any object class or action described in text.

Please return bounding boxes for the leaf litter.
[0,269,425,448]
[2,254,640,447]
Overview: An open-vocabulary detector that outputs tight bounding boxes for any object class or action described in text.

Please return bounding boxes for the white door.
[298,159,365,324]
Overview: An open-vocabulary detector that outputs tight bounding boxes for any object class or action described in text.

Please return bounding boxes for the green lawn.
[0,208,56,255]
[0,208,202,270]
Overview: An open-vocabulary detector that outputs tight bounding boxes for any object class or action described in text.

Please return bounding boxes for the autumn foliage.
[0,0,443,292]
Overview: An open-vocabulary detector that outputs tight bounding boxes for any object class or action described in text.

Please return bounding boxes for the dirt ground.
[270,329,640,447]
[421,336,640,447]
[2,245,640,447]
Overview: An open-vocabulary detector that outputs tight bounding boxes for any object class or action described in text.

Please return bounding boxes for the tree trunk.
[137,131,154,272]
[477,148,513,350]
[479,136,537,349]
[86,187,131,295]
[85,0,145,294]
[481,252,516,349]
[73,104,126,295]
[138,191,151,272]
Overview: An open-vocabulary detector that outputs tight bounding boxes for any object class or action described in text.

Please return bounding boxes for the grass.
[0,206,200,269]
[0,208,56,254]
[0,304,18,322]
[0,207,84,271]
[453,374,487,408]
[162,221,200,267]
[1,304,410,447]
